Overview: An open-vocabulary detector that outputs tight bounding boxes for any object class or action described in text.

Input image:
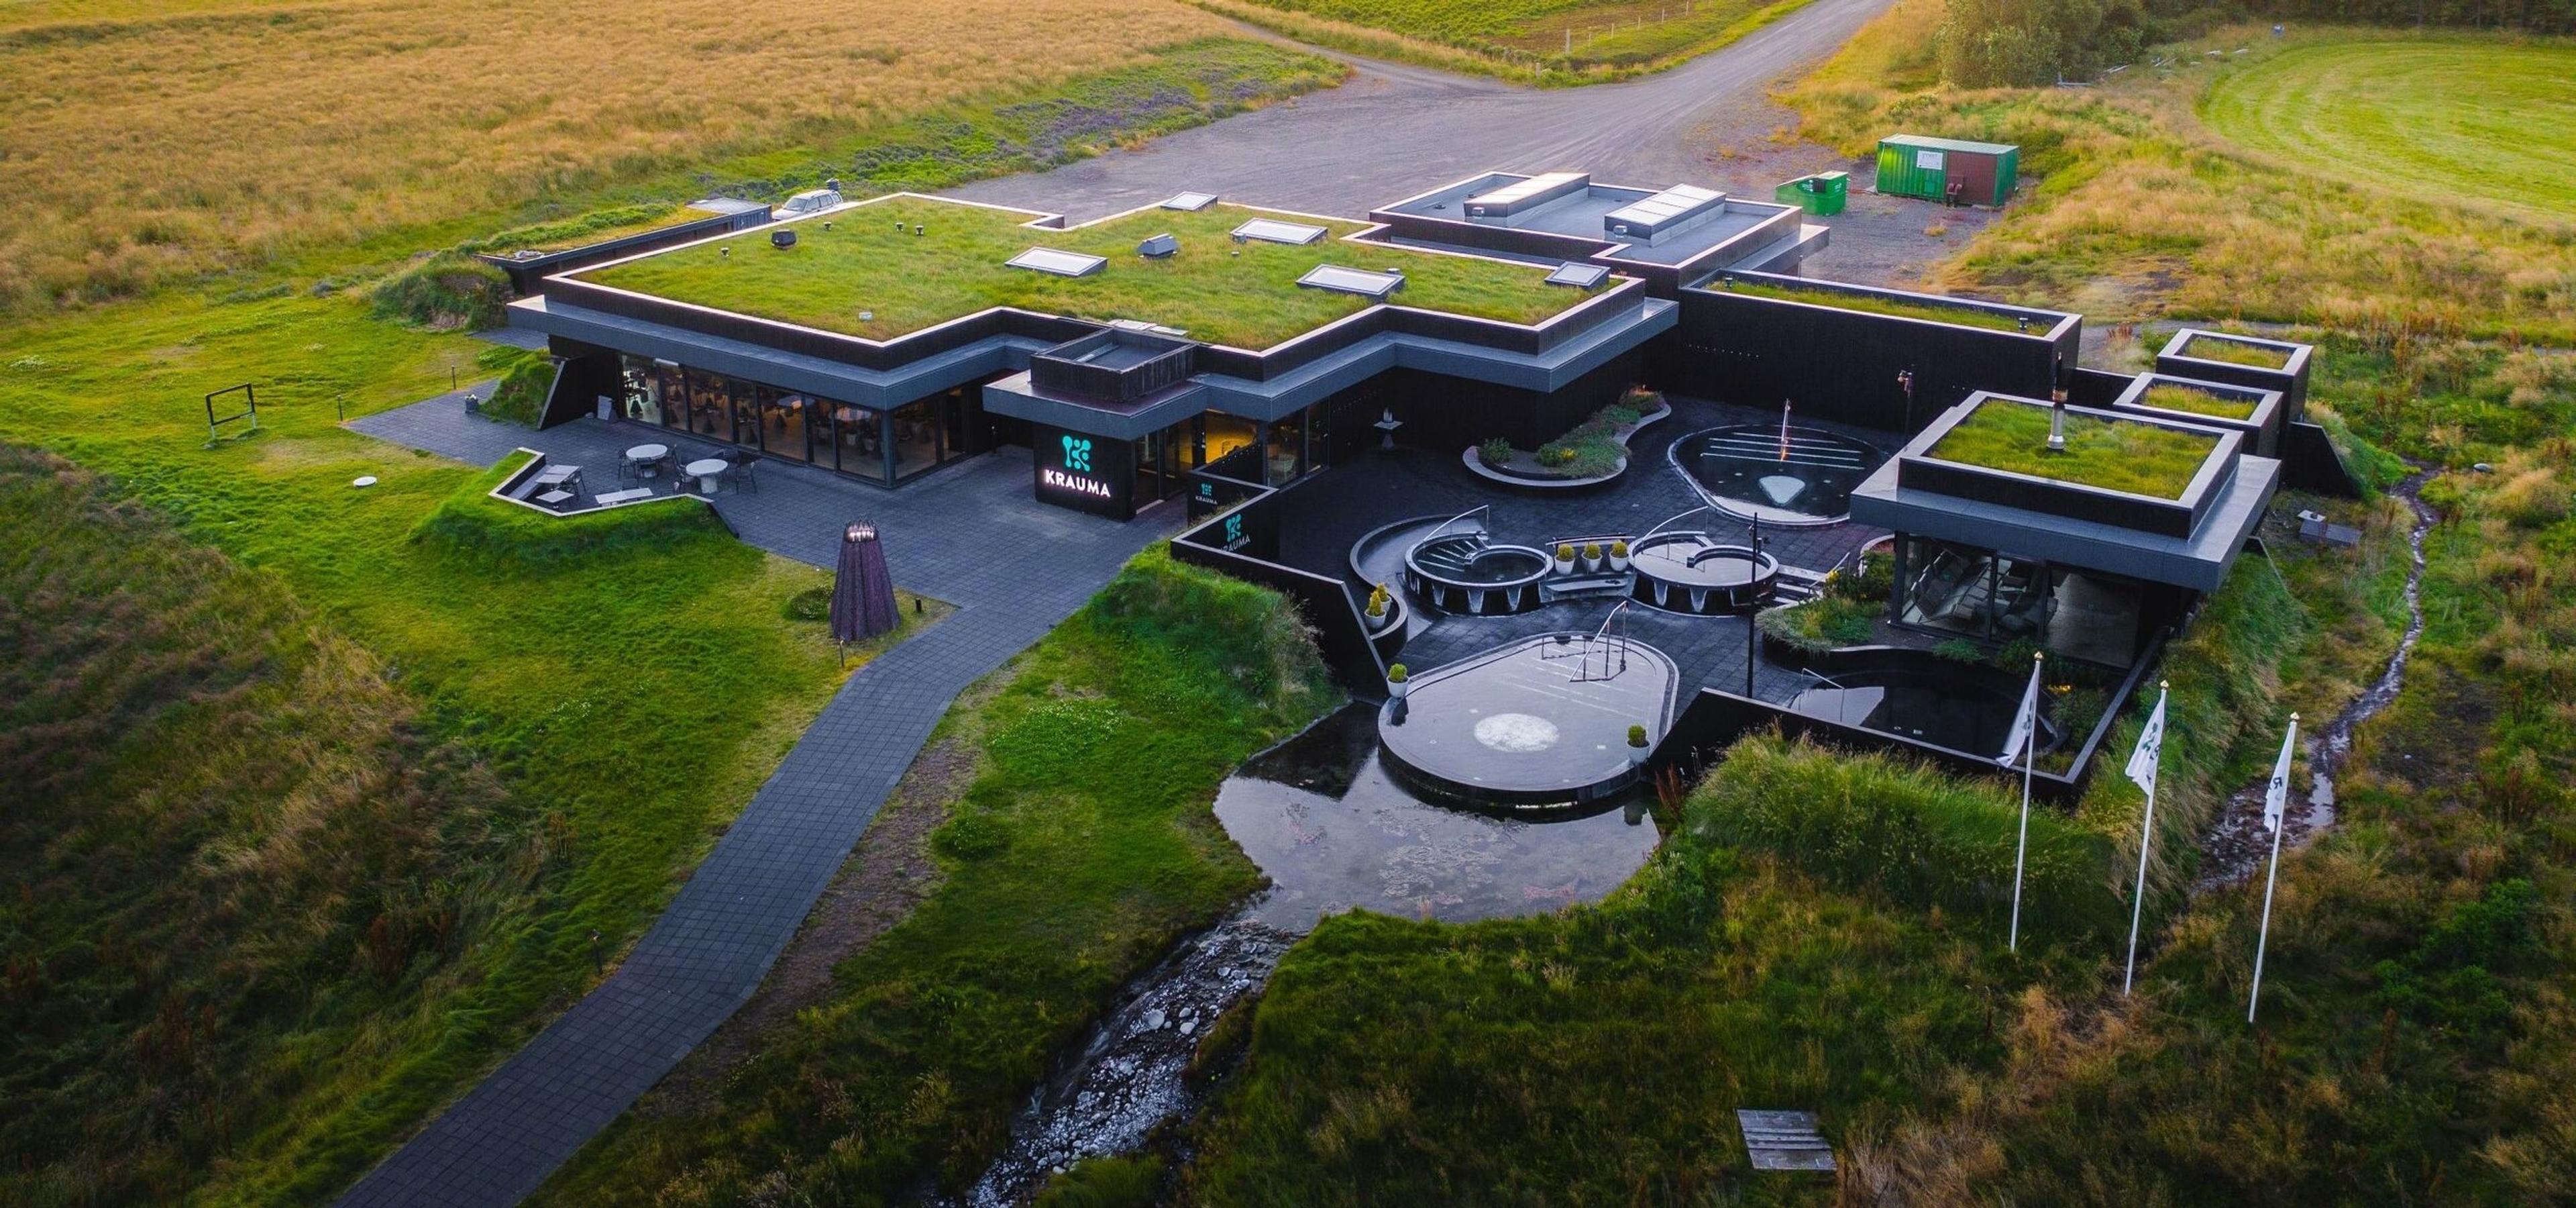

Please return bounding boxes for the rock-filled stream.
[2195,475,2435,891]
[959,704,1659,1204]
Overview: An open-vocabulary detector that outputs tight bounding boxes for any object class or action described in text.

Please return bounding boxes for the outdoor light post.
[2046,388,2069,454]
[1896,368,1916,432]
[1745,513,1763,697]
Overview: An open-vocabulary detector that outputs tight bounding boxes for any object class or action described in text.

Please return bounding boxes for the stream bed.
[2195,476,2435,891]
[959,703,1659,1204]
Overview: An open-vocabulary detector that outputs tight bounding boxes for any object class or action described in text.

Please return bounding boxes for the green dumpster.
[1772,170,1848,216]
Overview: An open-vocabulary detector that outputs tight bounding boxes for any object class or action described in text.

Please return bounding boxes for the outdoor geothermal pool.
[1670,423,1885,525]
[1218,703,1663,929]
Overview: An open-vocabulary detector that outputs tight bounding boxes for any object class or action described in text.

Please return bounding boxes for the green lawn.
[531,548,1338,1204]
[0,291,922,1205]
[2200,41,2576,219]
[2140,381,2258,419]
[1715,276,2037,332]
[1928,398,2220,499]
[578,197,1585,350]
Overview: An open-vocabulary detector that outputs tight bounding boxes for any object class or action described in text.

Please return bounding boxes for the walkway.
[336,400,1180,1207]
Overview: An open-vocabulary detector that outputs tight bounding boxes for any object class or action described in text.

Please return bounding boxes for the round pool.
[1786,658,2064,758]
[1629,533,1778,615]
[1405,534,1552,615]
[1670,423,1885,526]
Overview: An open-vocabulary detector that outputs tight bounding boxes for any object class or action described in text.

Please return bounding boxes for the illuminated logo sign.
[1061,434,1092,473]
[1222,512,1249,552]
[1041,467,1112,499]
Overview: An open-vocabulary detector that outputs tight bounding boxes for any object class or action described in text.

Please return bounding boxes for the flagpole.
[2008,650,2041,952]
[2123,681,2169,996]
[2248,713,2298,1024]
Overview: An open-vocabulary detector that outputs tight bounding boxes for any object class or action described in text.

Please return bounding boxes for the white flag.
[2124,689,2167,796]
[2261,715,2298,833]
[1996,658,2042,766]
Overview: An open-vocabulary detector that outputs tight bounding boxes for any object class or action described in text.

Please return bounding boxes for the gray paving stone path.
[335,399,1177,1207]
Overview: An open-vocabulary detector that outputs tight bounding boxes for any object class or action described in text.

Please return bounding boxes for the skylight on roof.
[1297,264,1406,299]
[1605,185,1725,239]
[1544,262,1611,289]
[1006,247,1107,278]
[1232,218,1328,246]
[1161,191,1218,211]
[1464,172,1589,211]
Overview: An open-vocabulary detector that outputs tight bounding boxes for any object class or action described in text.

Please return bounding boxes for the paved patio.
[336,397,1180,1207]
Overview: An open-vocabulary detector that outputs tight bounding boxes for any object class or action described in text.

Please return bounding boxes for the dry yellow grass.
[0,0,1223,309]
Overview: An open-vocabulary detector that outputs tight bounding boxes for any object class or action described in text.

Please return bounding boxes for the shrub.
[1477,437,1513,466]
[1757,596,1877,654]
[784,587,831,621]
[371,253,511,330]
[1610,540,1629,558]
[1627,723,1648,748]
[1831,548,1894,601]
[1387,662,1407,683]
[1582,542,1602,560]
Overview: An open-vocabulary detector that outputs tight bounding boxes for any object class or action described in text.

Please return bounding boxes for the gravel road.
[951,0,1994,285]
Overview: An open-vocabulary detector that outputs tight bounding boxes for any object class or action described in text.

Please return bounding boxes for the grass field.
[1194,0,1817,83]
[2201,42,2576,220]
[1928,397,2220,498]
[580,197,1582,348]
[0,0,1326,311]
[531,548,1337,1203]
[0,290,944,1204]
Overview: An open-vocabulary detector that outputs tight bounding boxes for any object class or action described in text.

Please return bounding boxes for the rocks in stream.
[959,912,1295,1207]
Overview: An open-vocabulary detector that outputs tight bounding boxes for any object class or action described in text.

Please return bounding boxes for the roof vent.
[771,229,797,250]
[1232,217,1328,246]
[1297,264,1405,299]
[1006,247,1108,278]
[1161,191,1219,211]
[1544,262,1610,289]
[1138,233,1179,259]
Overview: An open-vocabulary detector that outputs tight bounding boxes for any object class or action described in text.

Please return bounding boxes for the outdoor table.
[626,443,669,476]
[685,457,727,497]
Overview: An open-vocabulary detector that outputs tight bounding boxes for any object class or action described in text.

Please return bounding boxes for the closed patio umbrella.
[832,523,898,646]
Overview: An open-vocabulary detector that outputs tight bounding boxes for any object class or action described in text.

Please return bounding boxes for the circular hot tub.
[1670,423,1885,527]
[1405,534,1552,615]
[1628,532,1778,615]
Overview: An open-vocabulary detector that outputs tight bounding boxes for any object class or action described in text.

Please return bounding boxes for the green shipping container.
[1773,170,1849,216]
[1874,135,2020,207]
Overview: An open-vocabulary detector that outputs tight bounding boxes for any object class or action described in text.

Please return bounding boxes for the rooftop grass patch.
[2139,381,2257,420]
[2182,333,2294,369]
[462,203,725,257]
[577,197,1585,349]
[1927,399,2218,499]
[1713,274,2035,332]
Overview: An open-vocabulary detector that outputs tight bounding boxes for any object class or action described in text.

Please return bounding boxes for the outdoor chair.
[725,452,761,494]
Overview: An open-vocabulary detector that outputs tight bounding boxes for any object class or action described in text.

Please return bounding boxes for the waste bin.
[1772,171,1849,217]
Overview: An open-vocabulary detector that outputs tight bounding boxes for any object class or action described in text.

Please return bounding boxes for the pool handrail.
[1640,504,1717,544]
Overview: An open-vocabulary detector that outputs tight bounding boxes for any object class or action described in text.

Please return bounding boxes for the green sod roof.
[574,195,1595,350]
[1927,399,2221,500]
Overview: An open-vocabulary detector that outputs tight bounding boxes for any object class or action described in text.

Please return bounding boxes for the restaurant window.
[685,370,732,441]
[1264,407,1309,486]
[762,386,812,463]
[621,355,674,427]
[822,399,887,483]
[1201,412,1260,483]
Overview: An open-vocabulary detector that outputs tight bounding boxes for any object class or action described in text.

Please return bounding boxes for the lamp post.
[1896,368,1916,434]
[1745,513,1763,697]
[2046,387,2069,454]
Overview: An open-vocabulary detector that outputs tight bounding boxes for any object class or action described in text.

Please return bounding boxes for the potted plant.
[1608,540,1631,573]
[1627,724,1651,766]
[1386,662,1409,699]
[1581,542,1604,573]
[1364,583,1394,631]
[1554,543,1577,575]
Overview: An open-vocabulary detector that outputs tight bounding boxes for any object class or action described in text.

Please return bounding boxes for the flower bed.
[1469,390,1668,486]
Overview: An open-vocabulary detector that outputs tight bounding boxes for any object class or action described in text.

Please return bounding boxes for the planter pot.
[1609,551,1631,573]
[1554,554,1576,576]
[1629,746,1650,768]
[1387,678,1408,700]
